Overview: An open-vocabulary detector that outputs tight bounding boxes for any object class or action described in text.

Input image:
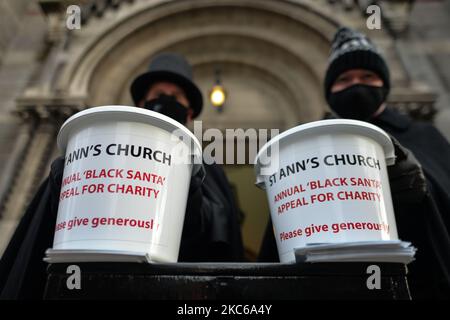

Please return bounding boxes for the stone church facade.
[0,0,448,258]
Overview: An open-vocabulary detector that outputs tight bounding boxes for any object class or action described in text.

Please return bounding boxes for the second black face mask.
[328,84,388,121]
[143,94,189,125]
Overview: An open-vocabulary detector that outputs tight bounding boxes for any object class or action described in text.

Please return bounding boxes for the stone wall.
[0,1,47,253]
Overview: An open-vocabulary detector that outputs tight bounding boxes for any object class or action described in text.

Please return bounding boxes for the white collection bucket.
[52,106,203,262]
[254,119,399,263]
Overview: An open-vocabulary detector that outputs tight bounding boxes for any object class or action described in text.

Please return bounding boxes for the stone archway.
[61,0,340,127]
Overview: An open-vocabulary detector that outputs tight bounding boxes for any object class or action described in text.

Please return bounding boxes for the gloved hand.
[387,136,428,205]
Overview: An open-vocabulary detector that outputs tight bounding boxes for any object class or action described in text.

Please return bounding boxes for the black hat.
[324,27,390,102]
[130,53,203,118]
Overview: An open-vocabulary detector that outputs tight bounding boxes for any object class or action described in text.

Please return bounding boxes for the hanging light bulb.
[209,68,226,110]
[210,84,226,107]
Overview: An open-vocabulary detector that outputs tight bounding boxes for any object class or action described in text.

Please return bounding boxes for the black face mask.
[328,84,388,121]
[143,94,189,125]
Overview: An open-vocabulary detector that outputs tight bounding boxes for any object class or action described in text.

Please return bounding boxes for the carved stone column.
[0,102,79,219]
[378,0,414,36]
[1,116,57,221]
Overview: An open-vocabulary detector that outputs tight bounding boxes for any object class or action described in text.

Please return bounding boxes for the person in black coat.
[260,27,450,299]
[0,53,244,299]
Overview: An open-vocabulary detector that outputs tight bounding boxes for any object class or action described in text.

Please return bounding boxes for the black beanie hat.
[324,27,390,102]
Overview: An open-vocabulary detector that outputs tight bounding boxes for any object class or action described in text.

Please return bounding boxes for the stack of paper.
[294,241,416,264]
[44,249,152,263]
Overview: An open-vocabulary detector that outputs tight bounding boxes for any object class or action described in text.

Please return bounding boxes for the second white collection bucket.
[51,105,203,263]
[254,119,399,263]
